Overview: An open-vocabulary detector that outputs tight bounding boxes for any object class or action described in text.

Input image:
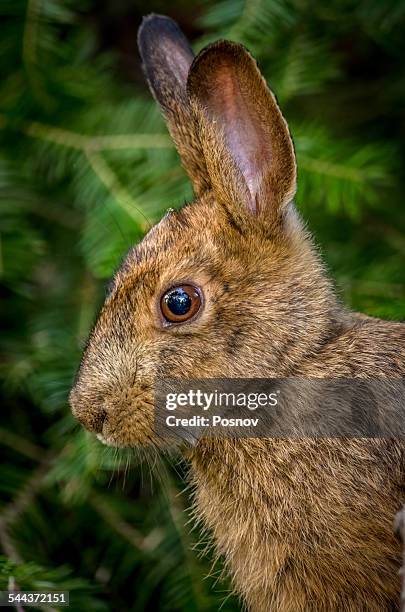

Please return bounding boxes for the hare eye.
[161,285,202,323]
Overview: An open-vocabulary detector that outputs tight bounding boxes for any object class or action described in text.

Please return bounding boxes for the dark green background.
[1,0,404,610]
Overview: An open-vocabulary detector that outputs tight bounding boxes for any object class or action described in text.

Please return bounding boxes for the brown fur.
[70,14,405,611]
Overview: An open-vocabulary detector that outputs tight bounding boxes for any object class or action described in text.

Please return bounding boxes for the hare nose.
[69,389,107,434]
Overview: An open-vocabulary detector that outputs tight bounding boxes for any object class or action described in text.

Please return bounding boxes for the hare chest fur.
[69,13,405,612]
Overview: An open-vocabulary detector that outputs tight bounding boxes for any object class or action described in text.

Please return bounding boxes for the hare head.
[70,14,338,447]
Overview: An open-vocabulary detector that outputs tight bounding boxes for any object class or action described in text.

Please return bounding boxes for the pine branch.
[88,492,162,553]
[0,459,50,566]
[0,429,44,462]
[0,114,172,151]
[18,117,172,151]
[84,150,150,229]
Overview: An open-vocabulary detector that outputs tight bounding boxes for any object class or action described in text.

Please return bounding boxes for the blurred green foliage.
[0,0,405,610]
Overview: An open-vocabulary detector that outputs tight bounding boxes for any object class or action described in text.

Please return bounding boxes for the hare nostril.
[69,385,108,434]
[92,409,107,434]
[72,403,107,434]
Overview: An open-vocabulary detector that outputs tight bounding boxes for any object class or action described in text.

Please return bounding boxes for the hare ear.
[187,41,296,222]
[137,14,209,196]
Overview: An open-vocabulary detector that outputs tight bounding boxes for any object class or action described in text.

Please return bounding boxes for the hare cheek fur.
[69,13,405,612]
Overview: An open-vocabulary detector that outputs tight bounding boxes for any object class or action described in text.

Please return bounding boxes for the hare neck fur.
[189,436,403,611]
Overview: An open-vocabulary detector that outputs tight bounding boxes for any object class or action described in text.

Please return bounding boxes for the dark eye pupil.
[166,288,191,315]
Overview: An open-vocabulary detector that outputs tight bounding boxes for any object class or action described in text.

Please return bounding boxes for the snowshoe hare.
[70,14,405,611]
